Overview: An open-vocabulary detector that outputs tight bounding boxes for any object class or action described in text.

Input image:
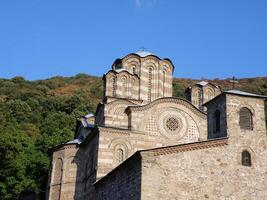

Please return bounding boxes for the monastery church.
[46,51,267,200]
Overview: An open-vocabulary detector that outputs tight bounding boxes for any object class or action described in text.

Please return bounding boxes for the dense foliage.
[0,74,101,199]
[0,74,266,199]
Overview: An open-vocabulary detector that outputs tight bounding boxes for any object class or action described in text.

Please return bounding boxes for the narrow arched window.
[193,93,198,106]
[52,158,63,200]
[111,76,116,96]
[239,107,253,130]
[133,67,136,74]
[53,158,63,184]
[132,78,135,97]
[121,77,127,97]
[148,68,152,102]
[115,148,124,164]
[197,89,202,110]
[242,150,251,167]
[214,110,221,133]
[163,71,166,96]
[206,90,213,101]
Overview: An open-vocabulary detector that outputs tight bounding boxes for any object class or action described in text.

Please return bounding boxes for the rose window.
[166,117,180,131]
[157,110,188,139]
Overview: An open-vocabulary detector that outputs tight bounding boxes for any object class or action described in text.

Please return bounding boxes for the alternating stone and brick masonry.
[46,51,267,200]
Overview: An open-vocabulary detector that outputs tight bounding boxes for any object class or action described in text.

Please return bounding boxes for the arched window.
[115,148,124,164]
[111,76,116,97]
[197,89,202,110]
[242,150,251,167]
[53,158,63,184]
[193,92,198,106]
[163,71,166,96]
[148,67,152,102]
[239,107,253,130]
[206,89,213,101]
[133,67,136,74]
[214,110,221,133]
[52,158,63,200]
[121,77,127,97]
[132,78,136,97]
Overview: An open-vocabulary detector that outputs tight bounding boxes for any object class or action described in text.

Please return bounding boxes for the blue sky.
[0,0,266,80]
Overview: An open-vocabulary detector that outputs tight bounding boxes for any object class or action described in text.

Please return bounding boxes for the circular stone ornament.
[166,117,180,131]
[157,108,188,139]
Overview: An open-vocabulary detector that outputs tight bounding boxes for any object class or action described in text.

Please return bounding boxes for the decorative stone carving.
[156,108,188,139]
[165,117,180,132]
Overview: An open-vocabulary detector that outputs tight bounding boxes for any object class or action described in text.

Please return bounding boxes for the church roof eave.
[203,89,267,107]
[125,97,207,118]
[103,96,143,104]
[111,52,175,73]
[102,69,140,80]
[47,142,78,155]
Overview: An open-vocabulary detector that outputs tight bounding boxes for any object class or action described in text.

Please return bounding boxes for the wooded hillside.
[0,74,266,199]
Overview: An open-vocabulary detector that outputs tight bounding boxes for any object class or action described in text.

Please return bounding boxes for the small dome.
[197,81,208,86]
[134,50,154,57]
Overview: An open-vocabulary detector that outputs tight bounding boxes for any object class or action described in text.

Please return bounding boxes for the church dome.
[134,50,154,57]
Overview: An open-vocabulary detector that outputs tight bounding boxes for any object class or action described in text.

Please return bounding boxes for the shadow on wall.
[73,132,100,200]
[94,153,142,200]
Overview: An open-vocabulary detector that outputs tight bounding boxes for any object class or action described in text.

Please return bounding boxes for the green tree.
[7,100,32,123]
[173,82,186,99]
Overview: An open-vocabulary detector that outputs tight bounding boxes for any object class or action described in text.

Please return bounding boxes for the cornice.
[120,53,175,72]
[98,126,131,135]
[103,69,139,79]
[141,138,228,157]
[123,53,143,61]
[47,143,78,154]
[103,97,142,105]
[126,97,207,119]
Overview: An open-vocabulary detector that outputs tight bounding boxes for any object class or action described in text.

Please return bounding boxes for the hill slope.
[0,74,266,199]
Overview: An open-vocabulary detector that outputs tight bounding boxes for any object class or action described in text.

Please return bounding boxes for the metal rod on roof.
[230,76,238,89]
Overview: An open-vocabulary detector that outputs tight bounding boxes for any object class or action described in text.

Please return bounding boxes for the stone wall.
[96,116,207,180]
[103,99,137,128]
[96,127,159,179]
[94,93,267,200]
[47,130,99,200]
[79,131,100,200]
[95,95,208,178]
[95,154,141,200]
[225,94,266,139]
[140,94,267,200]
[141,136,267,200]
[47,144,83,200]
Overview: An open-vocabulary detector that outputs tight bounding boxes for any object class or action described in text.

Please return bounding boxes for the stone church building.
[46,51,267,200]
